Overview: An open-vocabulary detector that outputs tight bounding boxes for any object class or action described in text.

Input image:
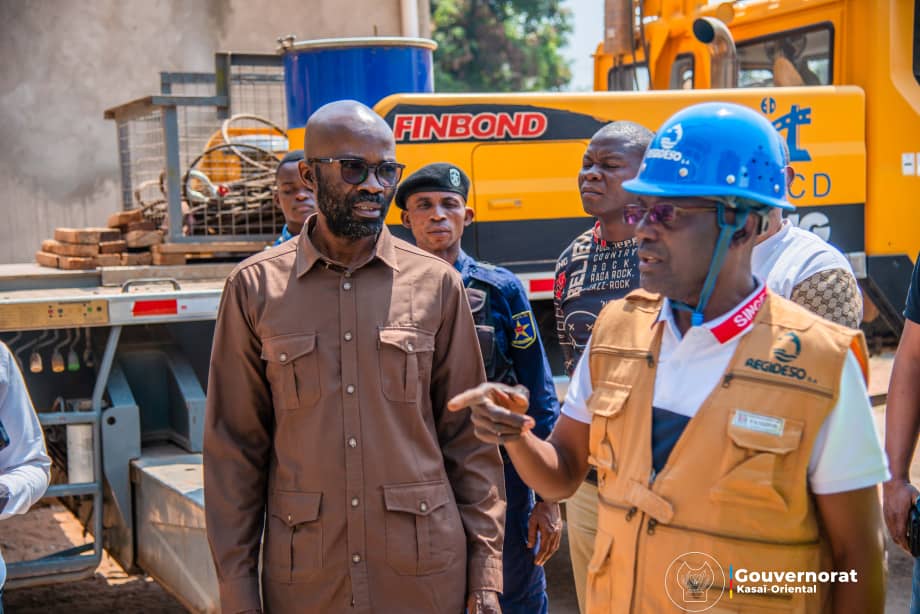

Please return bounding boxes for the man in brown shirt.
[204,100,505,614]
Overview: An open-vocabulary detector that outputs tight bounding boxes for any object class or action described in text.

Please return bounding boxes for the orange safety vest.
[585,289,868,614]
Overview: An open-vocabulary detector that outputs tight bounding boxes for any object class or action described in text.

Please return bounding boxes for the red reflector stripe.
[132,299,178,317]
[529,279,554,293]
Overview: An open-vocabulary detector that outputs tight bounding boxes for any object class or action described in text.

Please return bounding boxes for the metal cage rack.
[105,53,289,244]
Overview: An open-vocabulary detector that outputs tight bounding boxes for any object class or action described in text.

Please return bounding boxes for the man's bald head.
[590,121,654,158]
[304,100,395,159]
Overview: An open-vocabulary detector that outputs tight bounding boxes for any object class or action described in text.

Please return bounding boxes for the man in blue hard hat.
[396,163,561,614]
[447,102,888,613]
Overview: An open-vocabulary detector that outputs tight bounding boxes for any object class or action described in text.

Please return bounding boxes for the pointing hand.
[447,382,534,444]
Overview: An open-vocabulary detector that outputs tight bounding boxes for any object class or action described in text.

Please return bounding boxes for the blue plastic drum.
[281,37,436,147]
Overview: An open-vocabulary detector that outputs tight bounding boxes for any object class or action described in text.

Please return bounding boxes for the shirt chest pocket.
[378,327,435,403]
[261,332,321,410]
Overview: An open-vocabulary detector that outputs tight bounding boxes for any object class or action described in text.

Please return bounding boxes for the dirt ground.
[1,352,915,613]
[1,504,185,613]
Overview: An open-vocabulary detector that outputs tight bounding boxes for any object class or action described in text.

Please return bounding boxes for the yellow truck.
[376,0,919,351]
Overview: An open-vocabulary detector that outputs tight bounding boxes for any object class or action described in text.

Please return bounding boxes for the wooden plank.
[94,254,122,267]
[120,252,153,266]
[125,230,163,248]
[41,239,99,258]
[152,251,187,266]
[54,227,121,245]
[106,209,144,228]
[127,220,157,232]
[153,240,267,255]
[99,240,127,254]
[35,251,60,268]
[100,263,236,286]
[57,255,97,270]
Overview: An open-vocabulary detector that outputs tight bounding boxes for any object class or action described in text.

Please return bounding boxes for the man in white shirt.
[753,208,862,328]
[0,341,51,604]
[449,103,888,613]
[752,142,862,328]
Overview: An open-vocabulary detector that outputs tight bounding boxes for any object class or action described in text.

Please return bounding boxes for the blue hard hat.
[623,102,794,211]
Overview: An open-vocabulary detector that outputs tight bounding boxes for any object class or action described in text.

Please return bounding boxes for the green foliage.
[430,0,573,92]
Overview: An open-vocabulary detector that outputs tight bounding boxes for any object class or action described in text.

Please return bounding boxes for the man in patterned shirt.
[751,137,862,328]
[552,120,653,613]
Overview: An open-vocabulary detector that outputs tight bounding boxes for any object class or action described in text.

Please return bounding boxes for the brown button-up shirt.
[204,221,505,614]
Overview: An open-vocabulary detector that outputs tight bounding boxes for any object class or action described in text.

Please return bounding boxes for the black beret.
[395,163,470,210]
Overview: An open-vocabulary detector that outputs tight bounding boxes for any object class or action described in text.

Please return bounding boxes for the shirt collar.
[295,214,400,278]
[592,222,637,250]
[454,249,475,275]
[656,279,768,344]
[757,218,792,252]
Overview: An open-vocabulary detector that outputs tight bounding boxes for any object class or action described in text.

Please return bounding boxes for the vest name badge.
[731,409,785,437]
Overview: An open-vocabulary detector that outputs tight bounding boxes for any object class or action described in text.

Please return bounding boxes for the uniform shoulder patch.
[510,310,537,349]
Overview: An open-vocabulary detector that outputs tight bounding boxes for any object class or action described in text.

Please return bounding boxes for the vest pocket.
[711,414,805,511]
[383,480,462,575]
[264,490,323,582]
[261,332,321,410]
[378,327,436,403]
[587,382,631,476]
[586,530,615,612]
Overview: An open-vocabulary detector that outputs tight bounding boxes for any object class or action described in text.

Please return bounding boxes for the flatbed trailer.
[0,263,225,612]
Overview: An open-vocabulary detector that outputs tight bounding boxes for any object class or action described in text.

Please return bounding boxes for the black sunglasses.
[309,157,406,188]
[622,202,720,226]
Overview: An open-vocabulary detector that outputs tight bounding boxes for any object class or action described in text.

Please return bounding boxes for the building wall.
[0,0,429,263]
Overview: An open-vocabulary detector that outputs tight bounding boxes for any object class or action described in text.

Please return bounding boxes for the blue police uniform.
[454,250,559,614]
[272,224,295,247]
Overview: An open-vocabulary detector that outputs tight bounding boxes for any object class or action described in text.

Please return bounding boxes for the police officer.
[449,104,888,613]
[396,163,561,614]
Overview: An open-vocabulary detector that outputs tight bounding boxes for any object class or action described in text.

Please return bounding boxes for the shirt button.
[344,331,353,341]
[279,352,288,363]
[343,281,352,290]
[352,553,361,564]
[346,384,355,394]
[351,497,359,507]
[347,437,357,448]
[287,514,293,522]
[406,342,414,352]
[419,501,428,513]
